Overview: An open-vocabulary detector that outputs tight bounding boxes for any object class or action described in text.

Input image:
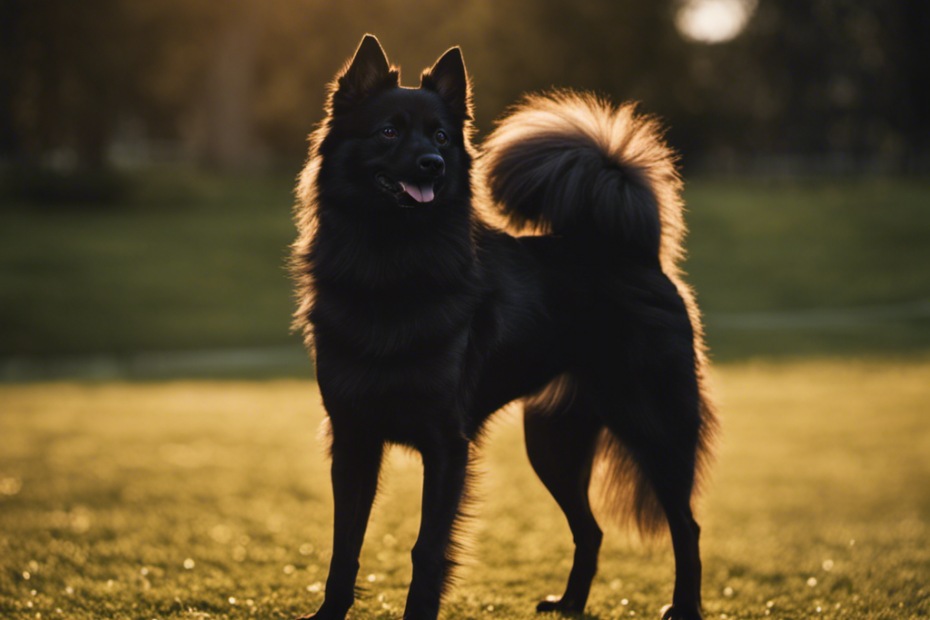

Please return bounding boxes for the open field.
[0,171,297,358]
[1,358,928,620]
[2,175,929,365]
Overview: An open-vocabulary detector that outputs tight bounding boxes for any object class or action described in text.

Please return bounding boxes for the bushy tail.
[482,91,686,273]
[486,92,718,536]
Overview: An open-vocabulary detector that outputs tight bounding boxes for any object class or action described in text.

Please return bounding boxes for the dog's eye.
[435,130,449,145]
[381,127,398,139]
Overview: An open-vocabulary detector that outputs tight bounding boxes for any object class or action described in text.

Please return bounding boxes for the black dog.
[292,35,716,620]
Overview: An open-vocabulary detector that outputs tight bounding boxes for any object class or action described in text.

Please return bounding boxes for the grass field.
[1,359,928,620]
[0,171,297,359]
[2,174,929,365]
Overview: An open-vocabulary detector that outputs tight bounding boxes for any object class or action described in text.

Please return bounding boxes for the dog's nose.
[418,154,445,175]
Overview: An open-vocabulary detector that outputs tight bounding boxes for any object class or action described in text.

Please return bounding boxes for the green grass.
[684,180,930,312]
[0,170,299,357]
[1,359,929,619]
[683,179,930,358]
[1,174,929,362]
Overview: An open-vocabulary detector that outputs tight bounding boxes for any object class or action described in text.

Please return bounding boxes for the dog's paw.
[659,603,702,620]
[536,595,585,614]
[295,606,348,620]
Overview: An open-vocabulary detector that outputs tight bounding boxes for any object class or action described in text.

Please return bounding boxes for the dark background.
[3,0,928,173]
[1,0,929,378]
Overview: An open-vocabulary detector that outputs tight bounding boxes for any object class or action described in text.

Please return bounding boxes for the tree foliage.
[2,0,926,171]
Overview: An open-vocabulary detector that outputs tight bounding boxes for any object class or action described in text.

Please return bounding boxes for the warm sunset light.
[2,5,927,620]
[675,0,757,44]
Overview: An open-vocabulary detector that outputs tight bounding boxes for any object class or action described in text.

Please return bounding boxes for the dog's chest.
[311,285,476,412]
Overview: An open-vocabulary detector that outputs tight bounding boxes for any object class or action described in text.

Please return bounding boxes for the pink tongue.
[400,182,435,203]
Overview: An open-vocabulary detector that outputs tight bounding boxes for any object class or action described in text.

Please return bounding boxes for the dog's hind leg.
[588,362,706,620]
[524,379,604,613]
[639,445,703,620]
[299,426,384,620]
[657,491,702,620]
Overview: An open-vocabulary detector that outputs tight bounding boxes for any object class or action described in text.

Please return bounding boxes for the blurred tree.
[5,0,147,169]
[901,1,930,159]
[1,0,925,174]
[666,0,929,169]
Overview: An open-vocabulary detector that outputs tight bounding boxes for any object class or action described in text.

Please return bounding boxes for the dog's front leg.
[403,434,470,620]
[299,428,384,620]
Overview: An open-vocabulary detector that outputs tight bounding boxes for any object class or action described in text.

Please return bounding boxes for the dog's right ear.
[331,35,399,115]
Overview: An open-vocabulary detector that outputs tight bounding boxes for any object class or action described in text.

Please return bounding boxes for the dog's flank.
[292,34,716,620]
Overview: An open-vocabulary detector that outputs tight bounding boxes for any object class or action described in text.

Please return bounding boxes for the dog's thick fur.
[291,35,716,620]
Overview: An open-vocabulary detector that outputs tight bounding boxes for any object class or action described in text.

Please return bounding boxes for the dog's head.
[316,35,473,210]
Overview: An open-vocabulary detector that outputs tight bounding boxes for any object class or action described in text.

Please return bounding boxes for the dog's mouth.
[376,173,443,206]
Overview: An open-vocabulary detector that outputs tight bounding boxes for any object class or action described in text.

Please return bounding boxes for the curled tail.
[485,92,717,536]
[482,91,686,273]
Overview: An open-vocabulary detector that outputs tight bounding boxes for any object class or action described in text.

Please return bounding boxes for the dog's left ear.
[421,47,472,120]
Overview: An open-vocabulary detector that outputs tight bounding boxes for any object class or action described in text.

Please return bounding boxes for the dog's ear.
[421,47,472,120]
[332,35,399,115]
